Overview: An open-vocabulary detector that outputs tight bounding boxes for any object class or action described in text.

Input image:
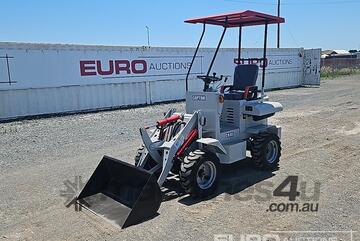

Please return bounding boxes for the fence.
[321,58,360,69]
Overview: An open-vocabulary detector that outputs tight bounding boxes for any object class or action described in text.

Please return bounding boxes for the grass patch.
[321,67,360,79]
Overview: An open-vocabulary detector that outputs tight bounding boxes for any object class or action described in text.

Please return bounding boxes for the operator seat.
[224,64,259,100]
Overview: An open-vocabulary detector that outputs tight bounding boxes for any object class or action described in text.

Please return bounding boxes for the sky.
[1,0,360,50]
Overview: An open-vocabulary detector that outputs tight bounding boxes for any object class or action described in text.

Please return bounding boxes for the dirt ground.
[0,75,359,241]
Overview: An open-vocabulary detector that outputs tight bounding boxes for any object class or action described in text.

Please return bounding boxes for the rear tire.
[179,150,219,198]
[251,133,281,170]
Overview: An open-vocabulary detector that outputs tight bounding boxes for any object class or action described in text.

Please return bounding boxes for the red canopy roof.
[185,10,285,27]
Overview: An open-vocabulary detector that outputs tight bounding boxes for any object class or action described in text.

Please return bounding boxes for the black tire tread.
[251,133,281,170]
[134,145,145,166]
[179,150,219,197]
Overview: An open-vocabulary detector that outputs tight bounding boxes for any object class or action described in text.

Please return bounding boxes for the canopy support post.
[261,22,268,99]
[206,17,227,76]
[237,25,242,64]
[185,23,206,92]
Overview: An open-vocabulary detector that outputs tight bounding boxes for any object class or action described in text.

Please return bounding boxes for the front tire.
[134,145,157,170]
[179,150,220,198]
[251,133,281,170]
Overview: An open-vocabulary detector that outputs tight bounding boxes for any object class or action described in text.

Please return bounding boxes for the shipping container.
[0,42,320,121]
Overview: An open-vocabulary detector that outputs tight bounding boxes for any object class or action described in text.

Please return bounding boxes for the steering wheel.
[197,75,222,83]
[197,73,224,91]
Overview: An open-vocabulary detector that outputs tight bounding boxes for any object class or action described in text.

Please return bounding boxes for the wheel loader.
[75,10,285,228]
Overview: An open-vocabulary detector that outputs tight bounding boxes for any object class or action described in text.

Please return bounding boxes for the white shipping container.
[0,42,320,121]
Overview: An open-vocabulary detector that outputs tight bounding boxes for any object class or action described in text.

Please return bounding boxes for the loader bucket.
[77,155,162,228]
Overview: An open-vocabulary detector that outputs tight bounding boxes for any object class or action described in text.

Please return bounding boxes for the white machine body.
[186,91,282,164]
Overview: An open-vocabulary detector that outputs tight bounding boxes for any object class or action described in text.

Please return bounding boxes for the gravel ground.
[0,75,359,241]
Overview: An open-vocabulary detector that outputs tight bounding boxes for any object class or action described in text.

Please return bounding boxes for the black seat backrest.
[232,64,259,91]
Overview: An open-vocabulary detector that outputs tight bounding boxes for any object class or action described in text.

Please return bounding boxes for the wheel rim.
[266,140,278,164]
[196,161,216,189]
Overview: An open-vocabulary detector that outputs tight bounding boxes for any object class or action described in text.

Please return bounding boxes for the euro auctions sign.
[79,59,193,78]
[80,60,148,76]
[76,48,207,85]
